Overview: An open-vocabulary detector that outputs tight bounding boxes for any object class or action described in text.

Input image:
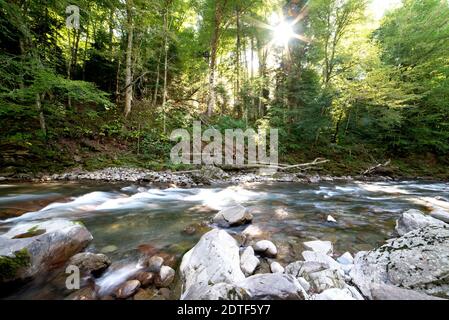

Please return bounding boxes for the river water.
[0,180,448,299]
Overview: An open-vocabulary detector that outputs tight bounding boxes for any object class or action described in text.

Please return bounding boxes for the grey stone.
[337,252,354,265]
[0,219,92,283]
[213,205,253,227]
[180,229,245,298]
[240,273,308,300]
[253,240,277,257]
[312,288,356,300]
[395,209,445,236]
[147,256,164,273]
[302,251,341,270]
[155,266,175,288]
[68,252,111,276]
[240,246,260,276]
[270,261,285,274]
[430,208,449,224]
[370,283,446,300]
[351,225,449,299]
[182,283,250,300]
[303,240,333,256]
[115,280,141,299]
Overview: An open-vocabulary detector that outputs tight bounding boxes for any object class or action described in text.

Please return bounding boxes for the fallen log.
[362,160,391,176]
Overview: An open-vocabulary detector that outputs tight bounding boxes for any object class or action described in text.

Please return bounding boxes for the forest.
[1,0,448,178]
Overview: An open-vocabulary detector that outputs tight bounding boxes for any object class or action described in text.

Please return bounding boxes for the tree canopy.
[0,0,448,174]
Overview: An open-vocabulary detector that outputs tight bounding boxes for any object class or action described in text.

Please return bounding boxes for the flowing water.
[0,180,448,299]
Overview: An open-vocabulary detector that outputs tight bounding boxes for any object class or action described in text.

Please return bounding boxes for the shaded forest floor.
[1,137,448,181]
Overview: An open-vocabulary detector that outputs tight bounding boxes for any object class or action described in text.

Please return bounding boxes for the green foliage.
[0,0,448,174]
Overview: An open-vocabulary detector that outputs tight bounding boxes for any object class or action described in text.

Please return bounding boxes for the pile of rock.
[51,167,196,186]
[112,256,176,300]
[178,205,449,300]
[178,229,362,300]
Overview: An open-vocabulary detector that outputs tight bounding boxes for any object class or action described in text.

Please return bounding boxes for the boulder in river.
[395,209,445,236]
[0,219,92,284]
[240,246,260,277]
[179,229,245,298]
[135,271,155,287]
[68,252,111,277]
[155,266,175,288]
[303,240,333,256]
[253,240,278,258]
[115,280,141,299]
[430,208,449,224]
[213,205,253,228]
[351,225,449,299]
[146,256,164,273]
[240,274,308,300]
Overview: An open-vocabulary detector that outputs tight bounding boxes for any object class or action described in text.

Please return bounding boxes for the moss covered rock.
[0,219,93,284]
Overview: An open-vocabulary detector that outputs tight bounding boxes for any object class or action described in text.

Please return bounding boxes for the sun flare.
[273,21,295,46]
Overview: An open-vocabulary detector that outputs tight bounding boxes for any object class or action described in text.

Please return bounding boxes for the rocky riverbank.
[0,166,397,187]
[2,194,449,300]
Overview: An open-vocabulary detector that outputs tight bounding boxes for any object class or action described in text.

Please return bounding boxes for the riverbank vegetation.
[0,0,448,178]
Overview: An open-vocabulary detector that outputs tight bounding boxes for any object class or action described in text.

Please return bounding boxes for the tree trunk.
[235,7,241,107]
[36,93,47,137]
[162,6,170,134]
[152,50,162,106]
[124,0,134,118]
[207,0,227,117]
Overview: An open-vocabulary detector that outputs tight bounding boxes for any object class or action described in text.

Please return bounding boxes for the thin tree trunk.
[73,29,81,76]
[82,5,91,81]
[207,1,227,117]
[236,7,241,108]
[115,57,121,105]
[36,93,47,137]
[162,7,170,134]
[124,0,134,118]
[109,8,114,51]
[152,50,162,106]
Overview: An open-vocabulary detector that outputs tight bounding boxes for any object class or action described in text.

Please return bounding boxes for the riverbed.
[0,180,448,299]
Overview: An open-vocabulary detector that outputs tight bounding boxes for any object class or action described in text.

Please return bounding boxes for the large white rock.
[312,288,356,300]
[351,225,449,299]
[240,274,308,300]
[303,240,333,256]
[240,246,260,276]
[0,219,92,283]
[213,205,253,227]
[395,209,445,236]
[253,240,277,257]
[179,229,245,298]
